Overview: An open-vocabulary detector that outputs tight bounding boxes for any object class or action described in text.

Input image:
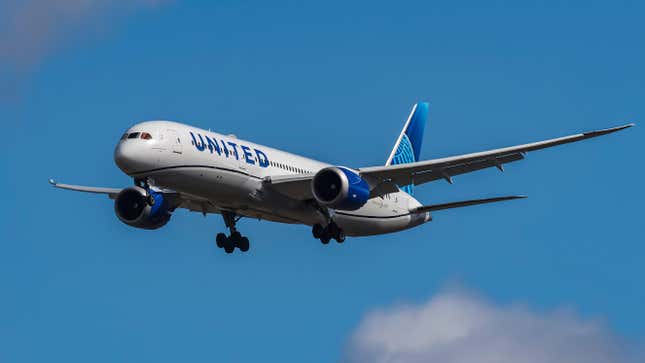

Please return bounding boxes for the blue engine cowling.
[114,187,172,230]
[311,166,370,211]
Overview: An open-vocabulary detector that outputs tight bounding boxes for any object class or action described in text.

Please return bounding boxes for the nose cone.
[114,141,153,175]
[114,142,135,174]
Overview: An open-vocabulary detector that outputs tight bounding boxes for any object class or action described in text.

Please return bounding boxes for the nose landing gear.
[216,211,250,254]
[134,178,156,206]
[313,221,345,244]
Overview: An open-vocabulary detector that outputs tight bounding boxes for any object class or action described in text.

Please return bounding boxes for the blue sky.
[1,1,643,362]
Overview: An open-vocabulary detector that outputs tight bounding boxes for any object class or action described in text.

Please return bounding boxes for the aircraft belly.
[333,213,414,236]
[147,167,324,225]
[145,167,250,204]
[333,195,427,236]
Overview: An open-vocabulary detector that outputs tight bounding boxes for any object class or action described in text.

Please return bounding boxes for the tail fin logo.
[386,102,429,195]
[392,134,416,165]
[392,134,416,195]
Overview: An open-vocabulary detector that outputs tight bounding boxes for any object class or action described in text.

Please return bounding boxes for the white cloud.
[0,0,169,69]
[343,288,642,363]
[0,0,170,98]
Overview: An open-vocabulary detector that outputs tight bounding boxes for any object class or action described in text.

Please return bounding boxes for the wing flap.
[262,174,315,200]
[412,152,525,185]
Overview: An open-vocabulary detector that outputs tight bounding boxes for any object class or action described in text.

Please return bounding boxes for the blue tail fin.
[385,102,429,195]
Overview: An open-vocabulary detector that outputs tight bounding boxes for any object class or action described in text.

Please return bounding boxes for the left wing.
[263,123,633,201]
[263,173,315,200]
[359,123,634,188]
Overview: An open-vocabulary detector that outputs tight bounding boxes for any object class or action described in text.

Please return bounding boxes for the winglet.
[583,123,634,137]
[49,179,56,186]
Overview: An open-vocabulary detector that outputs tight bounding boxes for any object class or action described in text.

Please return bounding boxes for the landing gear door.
[166,129,183,154]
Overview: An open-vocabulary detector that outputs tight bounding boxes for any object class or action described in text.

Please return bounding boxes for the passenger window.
[128,132,140,139]
[140,132,152,140]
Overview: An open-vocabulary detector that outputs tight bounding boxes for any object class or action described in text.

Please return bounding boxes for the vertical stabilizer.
[385,102,429,195]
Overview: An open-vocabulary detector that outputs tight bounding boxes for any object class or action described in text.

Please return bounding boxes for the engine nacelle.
[114,186,172,230]
[311,166,370,211]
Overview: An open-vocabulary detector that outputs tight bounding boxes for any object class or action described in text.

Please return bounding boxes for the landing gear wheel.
[216,233,227,248]
[328,223,339,237]
[231,231,242,243]
[316,221,346,245]
[223,242,235,254]
[320,232,331,245]
[238,237,250,252]
[217,212,252,253]
[312,224,324,239]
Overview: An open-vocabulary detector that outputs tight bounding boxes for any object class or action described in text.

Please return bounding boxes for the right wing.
[49,179,215,214]
[49,179,122,199]
[359,123,634,189]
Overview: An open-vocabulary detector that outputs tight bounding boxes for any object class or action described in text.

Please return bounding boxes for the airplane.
[50,102,634,253]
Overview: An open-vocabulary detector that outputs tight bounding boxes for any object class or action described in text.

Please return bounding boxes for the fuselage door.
[166,129,183,154]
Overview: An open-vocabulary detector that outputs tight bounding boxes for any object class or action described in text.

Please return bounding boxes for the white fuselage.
[114,121,430,236]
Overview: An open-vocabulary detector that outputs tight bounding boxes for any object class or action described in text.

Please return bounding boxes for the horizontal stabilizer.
[412,195,526,213]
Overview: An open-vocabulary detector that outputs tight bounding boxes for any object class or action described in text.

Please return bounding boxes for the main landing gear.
[312,221,345,244]
[216,211,250,254]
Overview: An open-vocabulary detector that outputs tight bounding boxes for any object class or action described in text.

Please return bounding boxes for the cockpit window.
[120,133,128,140]
[140,132,152,140]
[127,132,140,139]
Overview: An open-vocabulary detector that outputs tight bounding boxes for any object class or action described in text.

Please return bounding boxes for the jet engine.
[114,186,172,229]
[311,167,370,211]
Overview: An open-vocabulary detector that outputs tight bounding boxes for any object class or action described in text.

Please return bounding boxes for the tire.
[320,234,331,244]
[224,243,235,254]
[328,222,339,237]
[231,231,242,242]
[312,224,324,239]
[335,230,346,243]
[216,233,227,248]
[238,237,250,252]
